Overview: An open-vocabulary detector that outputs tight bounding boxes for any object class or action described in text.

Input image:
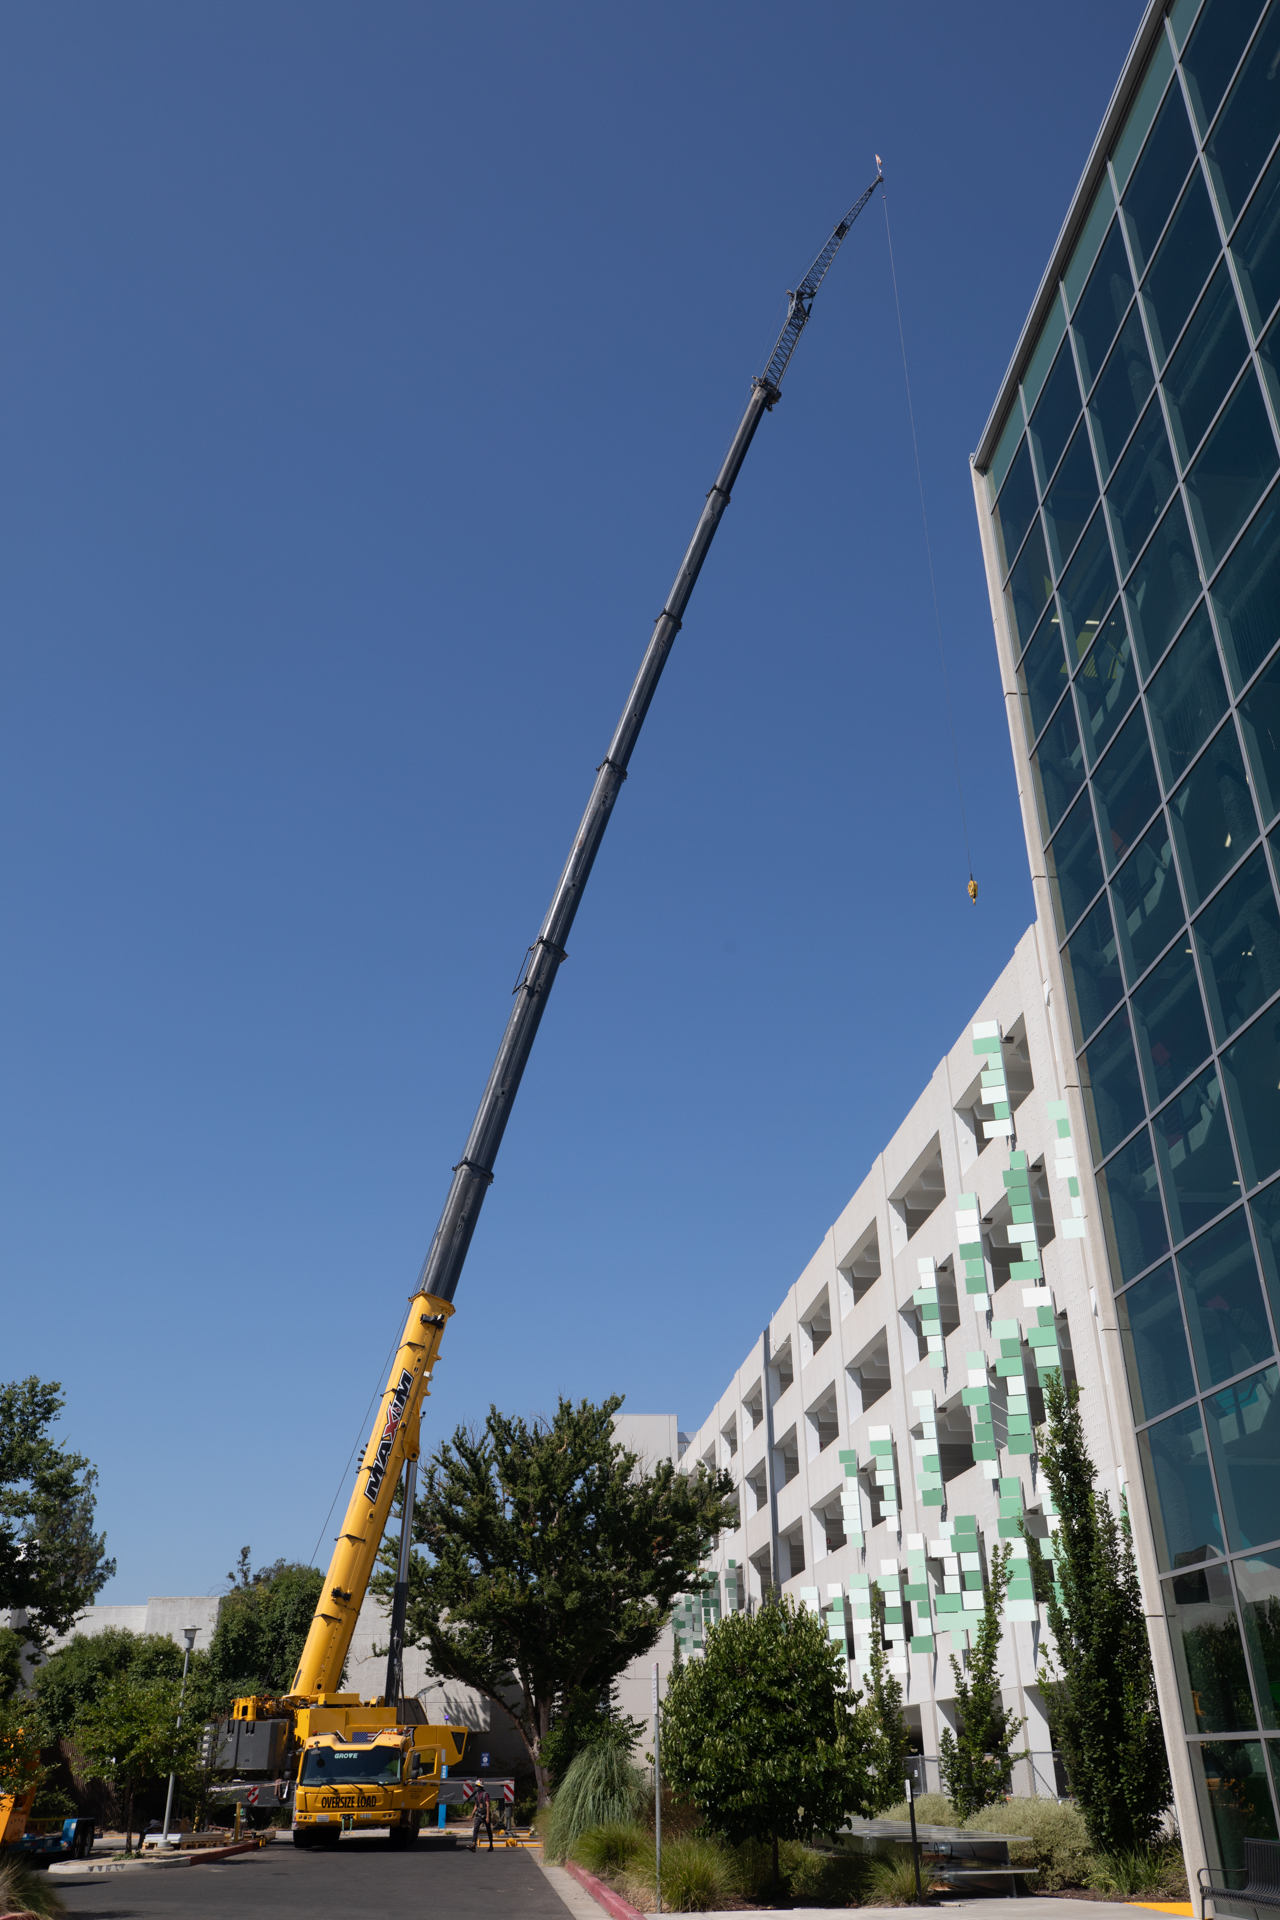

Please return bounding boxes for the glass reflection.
[1248,1179,1280,1344]
[1235,1548,1280,1729]
[1032,694,1086,838]
[1047,789,1104,940]
[1117,1261,1195,1418]
[1169,721,1260,910]
[1017,602,1069,746]
[1122,75,1196,278]
[1205,1364,1280,1552]
[1044,423,1100,577]
[1166,1561,1257,1732]
[994,438,1039,580]
[1099,1126,1171,1286]
[1154,1067,1241,1241]
[1177,1210,1275,1391]
[1126,496,1203,676]
[1089,306,1156,482]
[1185,370,1280,576]
[1211,481,1280,695]
[1223,1004,1280,1191]
[1075,604,1138,768]
[1138,1400,1222,1570]
[1063,894,1123,1046]
[1060,511,1119,660]
[1231,142,1280,338]
[1093,707,1161,874]
[1112,818,1187,987]
[1240,658,1280,822]
[1141,171,1223,368]
[1190,1739,1279,1872]
[1082,1006,1146,1162]
[1132,940,1212,1105]
[1071,221,1135,394]
[1194,846,1280,1043]
[1202,0,1280,231]
[1028,340,1082,492]
[1147,606,1230,792]
[1005,517,1053,651]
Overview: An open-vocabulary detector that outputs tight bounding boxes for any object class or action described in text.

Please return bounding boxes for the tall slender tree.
[865,1586,910,1812]
[938,1543,1026,1818]
[1032,1374,1170,1851]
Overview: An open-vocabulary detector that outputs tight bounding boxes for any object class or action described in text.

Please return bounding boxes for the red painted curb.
[563,1856,647,1920]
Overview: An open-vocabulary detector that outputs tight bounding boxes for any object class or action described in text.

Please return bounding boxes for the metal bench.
[927,1863,1039,1899]
[1198,1837,1280,1919]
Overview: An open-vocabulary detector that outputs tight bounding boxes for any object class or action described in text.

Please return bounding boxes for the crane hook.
[968,877,978,904]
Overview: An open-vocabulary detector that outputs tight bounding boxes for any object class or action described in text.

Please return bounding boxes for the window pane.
[1194,845,1280,1040]
[1064,174,1118,313]
[1165,262,1251,469]
[1122,75,1197,276]
[1204,0,1280,229]
[993,438,1038,580]
[1093,706,1161,873]
[1243,663,1280,820]
[1223,1003,1280,1186]
[1133,940,1212,1104]
[1075,603,1138,767]
[1179,1209,1275,1388]
[1017,602,1069,745]
[1127,496,1205,676]
[1113,816,1187,985]
[1138,1401,1223,1570]
[986,400,1025,502]
[1099,1125,1172,1284]
[1166,1561,1259,1731]
[1187,369,1280,574]
[1062,893,1123,1045]
[1212,481,1280,690]
[1047,789,1104,940]
[1183,0,1269,136]
[1118,1262,1196,1418]
[1154,1066,1241,1238]
[1170,720,1260,908]
[1231,142,1280,335]
[1107,396,1177,577]
[1171,0,1207,52]
[1022,293,1068,414]
[1061,513,1120,663]
[1071,221,1136,394]
[1249,1177,1280,1342]
[1028,340,1083,491]
[1031,692,1086,836]
[1113,30,1177,195]
[1190,1738,1279,1872]
[1234,1548,1280,1727]
[1044,422,1100,577]
[1089,307,1157,482]
[1005,516,1053,651]
[1082,1006,1147,1161]
[1148,603,1230,789]
[1142,171,1225,367]
[1206,1363,1280,1549]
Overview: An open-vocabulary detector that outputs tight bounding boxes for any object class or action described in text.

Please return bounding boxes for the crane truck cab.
[292,1717,464,1848]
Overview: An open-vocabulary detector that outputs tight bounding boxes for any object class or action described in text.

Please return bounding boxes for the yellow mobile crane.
[208,176,882,1849]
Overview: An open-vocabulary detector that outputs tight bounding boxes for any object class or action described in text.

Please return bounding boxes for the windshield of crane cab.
[300,1747,401,1784]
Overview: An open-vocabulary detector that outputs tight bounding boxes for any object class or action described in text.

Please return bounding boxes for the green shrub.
[1088,1843,1182,1896]
[623,1834,742,1912]
[880,1792,957,1826]
[572,1820,649,1878]
[0,1855,67,1917]
[964,1797,1092,1892]
[867,1850,922,1905]
[542,1742,647,1861]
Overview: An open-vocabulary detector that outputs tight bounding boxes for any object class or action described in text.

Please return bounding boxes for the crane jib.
[287,176,882,1707]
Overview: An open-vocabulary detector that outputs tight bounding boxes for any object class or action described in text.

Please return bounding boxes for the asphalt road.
[56,1834,573,1919]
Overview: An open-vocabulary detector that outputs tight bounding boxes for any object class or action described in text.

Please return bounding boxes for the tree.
[0,1698,53,1807]
[205,1553,326,1706]
[387,1395,735,1804]
[0,1378,115,1651]
[938,1543,1026,1819]
[0,1629,24,1703]
[73,1674,199,1852]
[33,1627,189,1740]
[864,1588,910,1812]
[660,1597,880,1894]
[1032,1373,1170,1851]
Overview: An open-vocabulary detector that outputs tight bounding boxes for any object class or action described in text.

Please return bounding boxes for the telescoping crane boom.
[292,170,883,1708]
[216,176,883,1845]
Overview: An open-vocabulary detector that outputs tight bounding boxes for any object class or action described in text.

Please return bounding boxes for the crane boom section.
[289,177,882,1709]
[287,1295,451,1699]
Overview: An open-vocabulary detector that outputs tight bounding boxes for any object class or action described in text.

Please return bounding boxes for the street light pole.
[161,1627,198,1845]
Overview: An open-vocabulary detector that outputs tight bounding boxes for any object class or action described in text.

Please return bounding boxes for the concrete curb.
[48,1836,265,1883]
[563,1856,647,1920]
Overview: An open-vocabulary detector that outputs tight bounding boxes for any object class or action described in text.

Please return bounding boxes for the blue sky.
[1,2,1144,1601]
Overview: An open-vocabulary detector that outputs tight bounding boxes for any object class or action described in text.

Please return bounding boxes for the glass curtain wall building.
[974,0,1280,1879]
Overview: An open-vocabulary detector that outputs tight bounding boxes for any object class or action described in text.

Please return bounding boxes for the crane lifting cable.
[878,159,978,904]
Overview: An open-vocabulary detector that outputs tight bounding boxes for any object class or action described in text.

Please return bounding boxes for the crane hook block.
[968,878,979,904]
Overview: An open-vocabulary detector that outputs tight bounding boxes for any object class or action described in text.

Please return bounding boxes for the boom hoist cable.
[286,176,884,1710]
[878,159,978,905]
